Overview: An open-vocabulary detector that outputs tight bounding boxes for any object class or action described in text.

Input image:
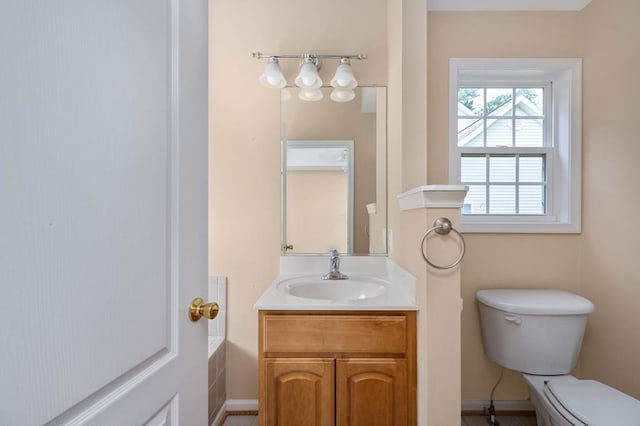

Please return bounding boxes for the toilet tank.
[476,289,594,375]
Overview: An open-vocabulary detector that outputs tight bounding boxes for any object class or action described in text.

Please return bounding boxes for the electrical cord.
[487,368,505,426]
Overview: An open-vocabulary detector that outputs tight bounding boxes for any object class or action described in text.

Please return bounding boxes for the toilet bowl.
[522,374,640,426]
[476,289,640,426]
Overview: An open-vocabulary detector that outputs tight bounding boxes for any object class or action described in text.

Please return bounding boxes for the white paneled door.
[0,1,208,425]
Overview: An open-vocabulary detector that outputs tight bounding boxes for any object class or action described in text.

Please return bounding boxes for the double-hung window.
[449,59,582,233]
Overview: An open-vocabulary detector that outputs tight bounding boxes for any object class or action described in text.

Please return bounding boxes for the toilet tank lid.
[476,289,594,315]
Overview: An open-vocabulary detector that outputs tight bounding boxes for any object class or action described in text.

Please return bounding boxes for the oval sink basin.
[278,275,389,301]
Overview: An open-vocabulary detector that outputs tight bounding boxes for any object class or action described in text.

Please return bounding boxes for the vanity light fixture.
[258,57,287,88]
[294,55,322,101]
[295,55,322,89]
[331,58,357,89]
[252,52,366,102]
[330,58,357,102]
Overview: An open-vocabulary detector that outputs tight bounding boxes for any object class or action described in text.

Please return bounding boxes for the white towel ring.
[420,217,466,270]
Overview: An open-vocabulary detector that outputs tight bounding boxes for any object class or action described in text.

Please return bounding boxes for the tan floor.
[222,414,538,426]
[222,415,257,426]
[463,414,537,426]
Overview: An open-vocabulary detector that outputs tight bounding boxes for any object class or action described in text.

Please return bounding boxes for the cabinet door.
[336,359,408,426]
[263,358,334,426]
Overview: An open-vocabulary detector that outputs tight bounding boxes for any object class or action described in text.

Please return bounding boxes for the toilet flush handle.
[504,315,522,325]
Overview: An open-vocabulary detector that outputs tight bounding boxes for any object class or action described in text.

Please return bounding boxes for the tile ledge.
[397,185,469,210]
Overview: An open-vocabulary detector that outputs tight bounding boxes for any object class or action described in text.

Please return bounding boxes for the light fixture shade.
[298,88,324,102]
[330,88,355,103]
[295,58,322,89]
[259,57,287,88]
[330,58,357,89]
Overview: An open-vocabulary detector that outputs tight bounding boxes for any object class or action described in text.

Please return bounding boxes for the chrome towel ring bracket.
[420,217,466,270]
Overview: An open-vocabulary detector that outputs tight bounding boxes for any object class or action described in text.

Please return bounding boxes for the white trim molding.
[223,399,259,412]
[212,400,259,426]
[429,0,592,11]
[449,58,582,234]
[212,399,260,425]
[397,185,469,210]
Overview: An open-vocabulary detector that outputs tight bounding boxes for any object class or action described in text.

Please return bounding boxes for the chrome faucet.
[321,249,348,280]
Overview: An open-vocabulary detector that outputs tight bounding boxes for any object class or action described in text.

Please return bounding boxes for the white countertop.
[254,255,417,311]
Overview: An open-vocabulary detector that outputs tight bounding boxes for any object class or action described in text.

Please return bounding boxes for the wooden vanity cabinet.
[336,358,408,425]
[264,358,334,426]
[258,311,417,426]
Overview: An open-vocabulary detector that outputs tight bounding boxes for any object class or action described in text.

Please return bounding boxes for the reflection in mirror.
[284,140,354,253]
[281,86,387,255]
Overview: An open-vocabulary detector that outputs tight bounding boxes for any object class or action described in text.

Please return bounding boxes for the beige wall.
[427,10,584,403]
[386,0,454,424]
[428,0,640,404]
[579,0,640,399]
[286,170,348,253]
[211,0,640,416]
[211,0,451,420]
[209,0,387,400]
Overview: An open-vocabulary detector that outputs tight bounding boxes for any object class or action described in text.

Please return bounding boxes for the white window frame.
[449,58,582,233]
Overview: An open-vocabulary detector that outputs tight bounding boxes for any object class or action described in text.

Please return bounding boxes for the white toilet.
[476,289,640,426]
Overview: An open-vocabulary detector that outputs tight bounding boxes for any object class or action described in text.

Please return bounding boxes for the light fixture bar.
[252,52,367,61]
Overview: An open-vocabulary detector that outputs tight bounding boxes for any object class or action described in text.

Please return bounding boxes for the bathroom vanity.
[258,310,416,426]
[255,256,417,426]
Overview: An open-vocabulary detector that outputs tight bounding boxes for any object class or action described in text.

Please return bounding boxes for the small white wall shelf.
[397,185,469,210]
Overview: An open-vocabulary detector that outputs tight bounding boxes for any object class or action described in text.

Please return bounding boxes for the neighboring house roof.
[458,95,543,147]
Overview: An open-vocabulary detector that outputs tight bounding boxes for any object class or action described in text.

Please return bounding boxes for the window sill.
[460,216,581,234]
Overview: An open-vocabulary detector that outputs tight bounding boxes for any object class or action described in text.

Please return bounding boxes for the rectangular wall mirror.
[281,86,387,255]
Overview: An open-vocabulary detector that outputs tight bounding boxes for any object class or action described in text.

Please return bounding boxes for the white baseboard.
[214,398,532,424]
[211,400,259,426]
[462,399,534,412]
[211,405,226,426]
[224,399,259,412]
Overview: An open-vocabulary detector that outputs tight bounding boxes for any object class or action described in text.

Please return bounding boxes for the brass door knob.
[189,297,219,322]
